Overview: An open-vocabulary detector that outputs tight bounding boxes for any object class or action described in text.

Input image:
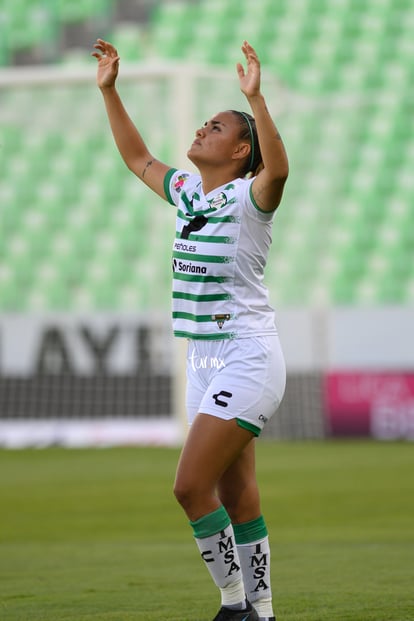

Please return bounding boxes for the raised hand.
[92,39,120,89]
[236,40,261,99]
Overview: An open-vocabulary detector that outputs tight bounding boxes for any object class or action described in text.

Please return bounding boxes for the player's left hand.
[237,41,261,99]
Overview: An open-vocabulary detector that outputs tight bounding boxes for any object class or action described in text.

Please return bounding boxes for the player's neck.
[199,166,240,196]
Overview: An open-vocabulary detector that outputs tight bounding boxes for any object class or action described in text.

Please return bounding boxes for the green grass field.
[1,441,413,621]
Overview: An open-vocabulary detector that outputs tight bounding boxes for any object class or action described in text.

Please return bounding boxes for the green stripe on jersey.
[175,231,235,244]
[172,311,228,323]
[249,180,277,214]
[173,251,233,264]
[182,192,224,217]
[173,291,232,302]
[164,168,177,205]
[173,273,230,284]
[181,192,194,215]
[177,209,239,224]
[174,330,235,340]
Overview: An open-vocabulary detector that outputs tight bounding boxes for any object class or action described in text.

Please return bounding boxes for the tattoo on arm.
[142,159,154,178]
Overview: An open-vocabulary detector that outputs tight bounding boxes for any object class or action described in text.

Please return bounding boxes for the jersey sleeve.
[243,178,277,223]
[163,169,194,206]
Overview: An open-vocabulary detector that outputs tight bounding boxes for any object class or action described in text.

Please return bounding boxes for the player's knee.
[173,477,194,510]
[173,476,208,516]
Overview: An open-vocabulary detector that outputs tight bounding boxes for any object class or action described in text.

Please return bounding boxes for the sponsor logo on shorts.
[190,350,226,372]
[212,390,233,407]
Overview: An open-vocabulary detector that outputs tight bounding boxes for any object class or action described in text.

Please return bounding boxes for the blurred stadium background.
[0,0,413,446]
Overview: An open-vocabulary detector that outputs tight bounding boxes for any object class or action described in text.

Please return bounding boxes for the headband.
[238,111,255,172]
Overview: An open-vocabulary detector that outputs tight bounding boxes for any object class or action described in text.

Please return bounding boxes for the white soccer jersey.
[164,168,279,340]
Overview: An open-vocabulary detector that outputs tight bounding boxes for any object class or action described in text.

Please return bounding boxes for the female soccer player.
[93,38,288,621]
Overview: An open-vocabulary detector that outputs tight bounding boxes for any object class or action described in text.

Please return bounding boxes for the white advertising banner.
[0,312,174,377]
[1,307,413,376]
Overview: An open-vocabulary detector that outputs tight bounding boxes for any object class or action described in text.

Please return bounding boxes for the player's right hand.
[92,39,120,88]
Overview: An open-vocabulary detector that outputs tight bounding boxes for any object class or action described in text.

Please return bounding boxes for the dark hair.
[229,110,262,177]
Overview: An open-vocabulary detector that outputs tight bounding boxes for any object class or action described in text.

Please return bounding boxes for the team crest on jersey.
[212,313,231,329]
[174,173,190,193]
[209,192,227,210]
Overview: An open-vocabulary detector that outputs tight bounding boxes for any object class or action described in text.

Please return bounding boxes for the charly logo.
[212,390,233,407]
[212,313,231,329]
[209,192,227,210]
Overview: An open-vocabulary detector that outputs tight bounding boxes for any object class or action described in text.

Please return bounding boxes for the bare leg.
[217,440,261,523]
[219,439,274,620]
[174,413,255,521]
[174,413,259,614]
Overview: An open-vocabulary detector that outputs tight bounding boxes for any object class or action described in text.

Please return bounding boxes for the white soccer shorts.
[185,334,286,436]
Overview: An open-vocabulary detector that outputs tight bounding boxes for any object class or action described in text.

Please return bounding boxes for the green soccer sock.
[234,516,274,619]
[191,506,246,608]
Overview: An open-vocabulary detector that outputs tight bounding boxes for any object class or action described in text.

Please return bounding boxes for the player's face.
[187,111,243,167]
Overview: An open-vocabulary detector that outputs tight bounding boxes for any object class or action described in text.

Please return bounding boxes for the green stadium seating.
[0,0,112,62]
[57,0,111,24]
[111,23,145,62]
[0,0,413,310]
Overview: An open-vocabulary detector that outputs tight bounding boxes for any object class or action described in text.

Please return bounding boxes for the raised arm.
[92,39,171,200]
[237,41,289,212]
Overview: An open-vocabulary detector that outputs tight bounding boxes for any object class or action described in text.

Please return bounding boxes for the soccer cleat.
[212,600,259,621]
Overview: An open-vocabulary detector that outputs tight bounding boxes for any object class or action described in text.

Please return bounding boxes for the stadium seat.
[111,23,145,62]
[57,0,111,24]
[1,0,413,310]
[0,0,115,64]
